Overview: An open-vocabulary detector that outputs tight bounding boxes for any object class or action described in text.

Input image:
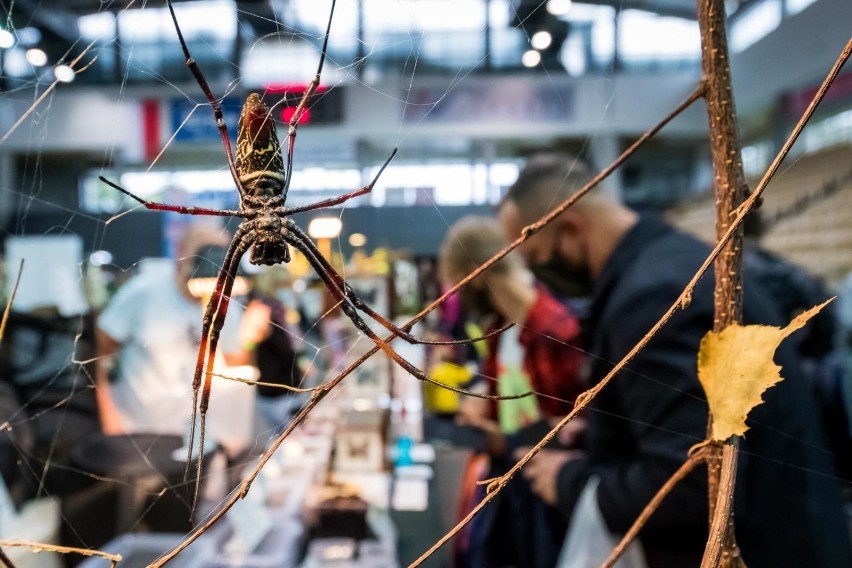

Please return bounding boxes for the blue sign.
[171,97,243,143]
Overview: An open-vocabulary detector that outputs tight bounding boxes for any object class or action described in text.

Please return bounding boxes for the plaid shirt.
[482,286,586,418]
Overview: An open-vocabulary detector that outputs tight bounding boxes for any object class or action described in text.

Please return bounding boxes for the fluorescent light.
[547,0,573,15]
[531,31,553,50]
[522,49,542,68]
[25,48,47,67]
[0,30,14,49]
[308,217,343,239]
[54,64,75,83]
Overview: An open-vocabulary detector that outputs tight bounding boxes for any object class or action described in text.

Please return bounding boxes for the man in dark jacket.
[498,152,851,567]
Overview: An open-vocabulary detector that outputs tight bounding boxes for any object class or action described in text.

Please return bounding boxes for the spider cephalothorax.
[235,93,285,200]
[249,215,291,265]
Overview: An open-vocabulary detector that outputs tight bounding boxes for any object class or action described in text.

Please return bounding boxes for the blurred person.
[743,211,851,480]
[439,215,586,424]
[438,215,587,568]
[244,265,308,431]
[498,152,850,567]
[95,224,255,435]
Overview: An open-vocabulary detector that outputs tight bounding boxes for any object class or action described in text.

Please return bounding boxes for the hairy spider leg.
[284,148,398,215]
[98,177,243,217]
[285,230,533,401]
[166,0,243,191]
[287,222,514,346]
[185,226,252,506]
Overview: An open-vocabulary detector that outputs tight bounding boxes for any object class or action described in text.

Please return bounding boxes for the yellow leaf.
[697,299,833,441]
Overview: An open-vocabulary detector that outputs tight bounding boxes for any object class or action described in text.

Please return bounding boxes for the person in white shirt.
[95,224,255,435]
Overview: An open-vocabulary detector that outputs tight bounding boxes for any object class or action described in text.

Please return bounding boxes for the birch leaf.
[697,299,833,441]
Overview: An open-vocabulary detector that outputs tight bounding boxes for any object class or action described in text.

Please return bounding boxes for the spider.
[99,0,528,505]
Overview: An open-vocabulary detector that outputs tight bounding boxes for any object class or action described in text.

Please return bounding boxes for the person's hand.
[517,447,583,506]
[550,416,587,448]
[239,300,273,349]
[96,388,126,436]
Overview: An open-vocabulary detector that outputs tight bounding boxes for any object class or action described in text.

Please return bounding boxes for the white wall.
[0,70,708,166]
[731,0,850,114]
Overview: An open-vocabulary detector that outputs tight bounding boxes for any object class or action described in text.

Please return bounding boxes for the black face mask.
[530,252,594,299]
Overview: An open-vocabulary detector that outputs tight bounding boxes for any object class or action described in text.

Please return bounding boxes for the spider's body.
[235,93,292,266]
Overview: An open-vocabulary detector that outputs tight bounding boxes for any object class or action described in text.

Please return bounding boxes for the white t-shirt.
[98,265,241,434]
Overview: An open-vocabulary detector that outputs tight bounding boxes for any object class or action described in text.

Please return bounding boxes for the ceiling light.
[25,48,47,67]
[308,217,343,240]
[546,0,573,15]
[54,64,76,83]
[348,233,367,247]
[522,49,542,68]
[0,30,14,49]
[531,31,553,50]
[89,250,113,267]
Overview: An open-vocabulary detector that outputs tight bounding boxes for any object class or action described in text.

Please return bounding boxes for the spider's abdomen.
[236,93,285,199]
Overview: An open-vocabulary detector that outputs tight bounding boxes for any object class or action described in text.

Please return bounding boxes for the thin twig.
[0,547,15,568]
[149,82,706,568]
[701,35,851,568]
[0,259,24,345]
[0,540,121,565]
[603,447,707,568]
[207,371,321,393]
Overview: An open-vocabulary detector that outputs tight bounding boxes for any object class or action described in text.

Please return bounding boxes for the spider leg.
[287,222,513,346]
[282,0,337,195]
[99,177,243,217]
[166,0,243,189]
[286,233,531,401]
[284,149,398,215]
[185,226,252,512]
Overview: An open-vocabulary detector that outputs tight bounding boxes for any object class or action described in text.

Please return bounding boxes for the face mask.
[530,250,594,299]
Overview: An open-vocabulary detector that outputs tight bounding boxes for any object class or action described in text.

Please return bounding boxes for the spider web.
[0,0,849,566]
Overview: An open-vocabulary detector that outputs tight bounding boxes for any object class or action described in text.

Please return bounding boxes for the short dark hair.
[502,152,597,223]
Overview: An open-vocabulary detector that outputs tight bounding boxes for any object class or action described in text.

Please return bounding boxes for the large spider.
[99,0,527,503]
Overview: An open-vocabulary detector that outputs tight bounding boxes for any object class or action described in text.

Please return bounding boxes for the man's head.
[498,152,637,295]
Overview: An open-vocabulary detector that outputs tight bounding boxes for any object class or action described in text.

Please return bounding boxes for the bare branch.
[603,447,707,568]
[207,371,321,393]
[701,34,851,568]
[0,540,121,567]
[0,259,24,345]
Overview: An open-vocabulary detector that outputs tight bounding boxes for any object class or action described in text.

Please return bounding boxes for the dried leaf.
[697,299,833,441]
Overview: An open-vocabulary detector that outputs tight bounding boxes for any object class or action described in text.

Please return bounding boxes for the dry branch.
[603,446,707,568]
[0,540,121,568]
[0,259,25,345]
[700,35,852,568]
[696,0,749,562]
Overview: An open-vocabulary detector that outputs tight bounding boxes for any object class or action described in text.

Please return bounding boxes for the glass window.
[729,0,782,53]
[618,10,700,64]
[786,0,818,15]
